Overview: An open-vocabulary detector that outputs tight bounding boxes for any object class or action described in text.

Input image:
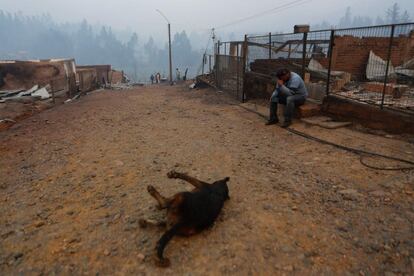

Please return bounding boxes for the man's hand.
[277,79,284,86]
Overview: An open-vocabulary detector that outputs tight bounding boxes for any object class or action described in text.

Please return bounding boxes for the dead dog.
[139,170,230,267]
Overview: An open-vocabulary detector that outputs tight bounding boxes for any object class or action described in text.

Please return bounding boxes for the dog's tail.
[155,222,183,266]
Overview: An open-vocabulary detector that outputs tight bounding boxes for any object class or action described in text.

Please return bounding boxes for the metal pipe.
[269,32,272,59]
[326,30,335,96]
[242,35,248,103]
[381,24,395,109]
[301,32,308,79]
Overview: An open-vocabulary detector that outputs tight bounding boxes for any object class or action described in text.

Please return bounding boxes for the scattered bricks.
[333,72,352,91]
[393,85,409,99]
[333,78,347,91]
[363,82,393,94]
[342,72,351,83]
[362,82,409,98]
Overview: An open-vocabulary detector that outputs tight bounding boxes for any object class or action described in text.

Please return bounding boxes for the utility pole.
[156,9,173,85]
[168,23,173,85]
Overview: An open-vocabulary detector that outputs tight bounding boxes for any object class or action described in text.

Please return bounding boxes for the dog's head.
[214,177,230,200]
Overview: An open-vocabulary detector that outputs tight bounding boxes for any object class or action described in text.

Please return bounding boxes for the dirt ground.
[1,84,413,275]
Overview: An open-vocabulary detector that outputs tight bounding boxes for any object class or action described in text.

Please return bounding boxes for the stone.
[34,221,45,228]
[339,189,363,201]
[14,252,23,260]
[262,204,272,210]
[137,253,145,261]
[369,190,391,198]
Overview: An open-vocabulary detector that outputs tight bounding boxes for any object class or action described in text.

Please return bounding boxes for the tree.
[351,16,373,27]
[127,33,139,81]
[339,7,352,28]
[386,3,401,24]
[400,11,411,23]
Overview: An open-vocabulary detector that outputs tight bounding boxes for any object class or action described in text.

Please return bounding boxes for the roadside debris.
[110,82,143,91]
[0,85,51,103]
[366,51,395,81]
[64,93,81,104]
[0,118,16,124]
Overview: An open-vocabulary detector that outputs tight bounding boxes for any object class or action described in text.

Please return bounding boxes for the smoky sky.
[1,0,413,41]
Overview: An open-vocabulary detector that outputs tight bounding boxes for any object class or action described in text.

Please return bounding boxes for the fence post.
[202,54,205,75]
[301,31,308,79]
[216,41,220,89]
[326,29,335,96]
[381,24,395,109]
[242,35,248,103]
[268,32,272,60]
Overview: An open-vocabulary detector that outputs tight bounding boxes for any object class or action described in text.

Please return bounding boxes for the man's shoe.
[281,121,292,128]
[265,120,278,126]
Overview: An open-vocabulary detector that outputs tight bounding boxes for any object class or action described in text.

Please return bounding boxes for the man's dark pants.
[269,90,306,123]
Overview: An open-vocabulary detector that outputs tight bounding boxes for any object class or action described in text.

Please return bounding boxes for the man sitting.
[266,68,308,128]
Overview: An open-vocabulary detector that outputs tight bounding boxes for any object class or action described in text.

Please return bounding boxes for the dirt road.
[1,84,413,275]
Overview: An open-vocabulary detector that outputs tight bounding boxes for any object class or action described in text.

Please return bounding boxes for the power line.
[214,0,314,30]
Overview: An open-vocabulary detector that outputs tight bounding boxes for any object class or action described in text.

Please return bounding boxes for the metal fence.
[214,41,245,101]
[243,22,414,113]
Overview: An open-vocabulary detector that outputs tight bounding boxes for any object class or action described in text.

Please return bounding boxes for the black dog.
[139,170,230,267]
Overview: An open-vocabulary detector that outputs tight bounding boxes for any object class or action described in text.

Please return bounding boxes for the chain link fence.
[329,24,414,112]
[214,41,244,101]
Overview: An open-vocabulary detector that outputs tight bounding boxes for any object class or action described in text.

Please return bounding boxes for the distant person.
[176,68,181,81]
[266,68,308,128]
[183,68,188,81]
[156,72,161,83]
[150,74,155,84]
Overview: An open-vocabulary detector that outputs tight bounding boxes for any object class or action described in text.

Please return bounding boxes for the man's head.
[276,68,291,82]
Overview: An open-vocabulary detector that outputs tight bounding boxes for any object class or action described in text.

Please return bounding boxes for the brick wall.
[318,33,414,79]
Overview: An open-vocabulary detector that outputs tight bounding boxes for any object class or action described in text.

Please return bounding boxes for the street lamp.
[156,9,173,85]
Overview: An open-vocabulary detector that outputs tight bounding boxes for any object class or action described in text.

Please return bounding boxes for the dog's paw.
[138,219,148,228]
[147,185,157,195]
[167,170,179,179]
[155,257,171,268]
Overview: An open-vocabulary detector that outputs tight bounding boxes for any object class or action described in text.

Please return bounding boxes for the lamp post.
[156,9,173,85]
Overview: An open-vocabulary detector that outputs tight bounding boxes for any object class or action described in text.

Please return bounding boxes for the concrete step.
[301,116,352,129]
[297,102,321,118]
